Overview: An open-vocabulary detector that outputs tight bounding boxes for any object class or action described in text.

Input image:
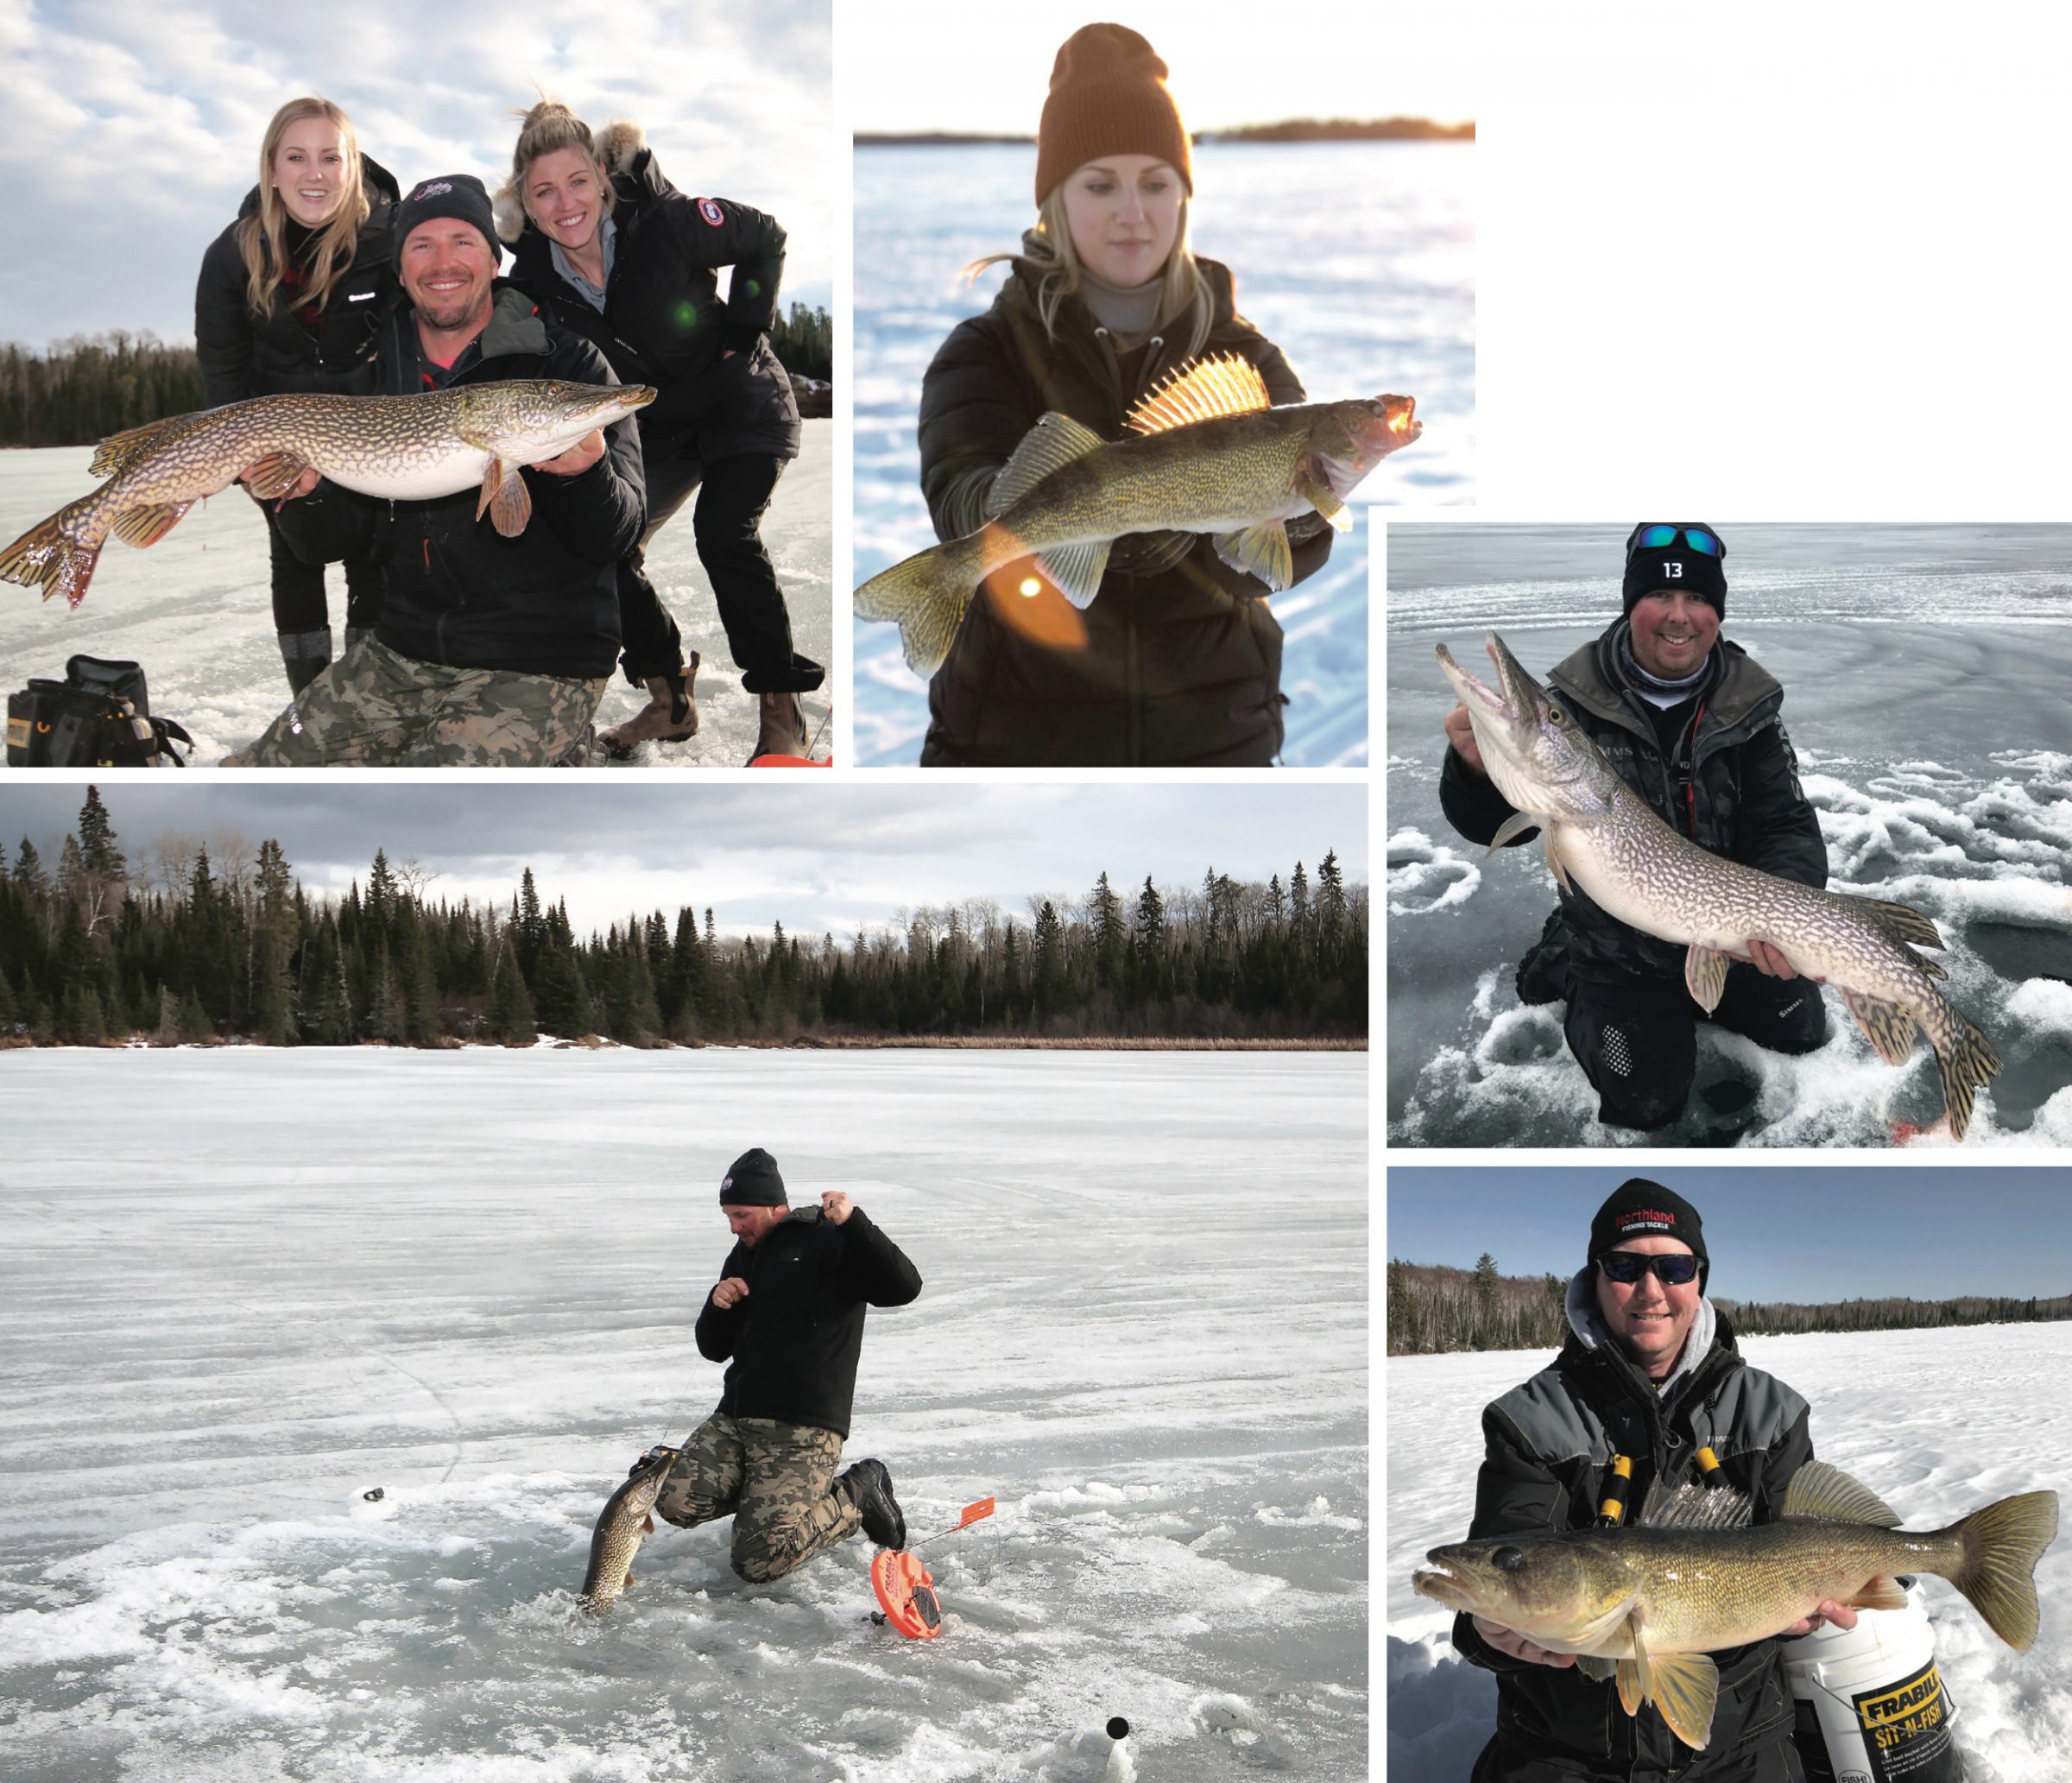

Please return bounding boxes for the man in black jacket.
[230,174,646,766]
[1439,523,1830,1129]
[653,1148,922,1584]
[1453,1181,1851,1781]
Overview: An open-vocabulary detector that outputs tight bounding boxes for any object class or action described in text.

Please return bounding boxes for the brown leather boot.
[600,653,700,757]
[748,691,810,764]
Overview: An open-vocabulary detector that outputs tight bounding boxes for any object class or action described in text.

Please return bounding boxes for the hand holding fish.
[1473,1615,1576,1667]
[534,429,607,477]
[712,1275,750,1310]
[1745,939,1798,981]
[1776,1598,1856,1638]
[1443,699,1487,777]
[240,463,321,503]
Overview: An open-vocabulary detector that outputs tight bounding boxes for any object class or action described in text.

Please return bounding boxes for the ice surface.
[0,1048,1367,1781]
[1386,525,2072,1145]
[1387,1322,2072,1782]
[0,423,831,768]
[852,142,1475,767]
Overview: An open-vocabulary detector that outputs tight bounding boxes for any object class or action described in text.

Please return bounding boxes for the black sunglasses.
[1599,1251,1701,1286]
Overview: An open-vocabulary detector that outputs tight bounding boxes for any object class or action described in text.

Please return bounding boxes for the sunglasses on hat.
[1631,525,1721,559]
[1599,1251,1701,1286]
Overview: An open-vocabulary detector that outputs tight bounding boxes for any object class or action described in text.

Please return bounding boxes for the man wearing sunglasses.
[1439,522,1830,1132]
[1447,1181,1851,1780]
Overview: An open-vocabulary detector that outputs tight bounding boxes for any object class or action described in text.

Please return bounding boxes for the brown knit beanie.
[1034,23,1193,206]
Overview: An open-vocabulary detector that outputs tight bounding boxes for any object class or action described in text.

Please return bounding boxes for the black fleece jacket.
[694,1206,922,1439]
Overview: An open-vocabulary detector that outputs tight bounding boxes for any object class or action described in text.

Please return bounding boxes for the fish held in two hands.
[1412,1460,2058,1751]
[1436,631,2003,1139]
[856,352,1420,675]
[0,380,655,608]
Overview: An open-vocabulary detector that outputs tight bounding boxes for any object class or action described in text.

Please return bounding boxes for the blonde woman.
[497,101,816,762]
[195,98,400,692]
[911,24,1333,766]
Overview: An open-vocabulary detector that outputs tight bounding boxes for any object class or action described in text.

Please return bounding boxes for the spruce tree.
[490,941,536,1044]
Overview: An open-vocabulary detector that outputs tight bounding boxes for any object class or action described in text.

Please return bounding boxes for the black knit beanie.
[1622,522,1727,619]
[719,1148,786,1207]
[394,174,502,263]
[1035,23,1193,205]
[1589,1179,1709,1288]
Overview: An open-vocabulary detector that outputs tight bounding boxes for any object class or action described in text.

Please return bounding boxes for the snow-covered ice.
[0,421,832,768]
[0,1047,1367,1781]
[1388,1322,2072,1783]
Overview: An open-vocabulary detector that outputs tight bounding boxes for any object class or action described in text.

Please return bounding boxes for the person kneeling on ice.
[652,1148,922,1584]
[1450,1182,1853,1780]
[227,174,647,768]
[1438,522,1829,1131]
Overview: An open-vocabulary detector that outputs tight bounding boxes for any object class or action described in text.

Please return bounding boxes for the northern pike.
[0,380,656,608]
[1437,631,2003,1139]
[1412,1460,2057,1752]
[577,1445,678,1617]
[856,352,1420,674]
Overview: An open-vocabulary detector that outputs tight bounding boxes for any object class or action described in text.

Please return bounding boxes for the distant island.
[857,117,1472,147]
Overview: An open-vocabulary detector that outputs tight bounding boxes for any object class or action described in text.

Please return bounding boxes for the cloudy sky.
[0,0,831,351]
[0,781,1366,939]
[848,1,1475,136]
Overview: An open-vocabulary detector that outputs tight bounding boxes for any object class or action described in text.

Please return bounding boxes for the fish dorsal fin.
[1782,1460,1900,1527]
[986,411,1106,519]
[1844,895,1946,953]
[1123,351,1271,435]
[90,414,188,479]
[1639,1479,1753,1531]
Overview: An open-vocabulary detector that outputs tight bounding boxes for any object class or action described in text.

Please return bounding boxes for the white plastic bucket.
[1782,1578,1967,1783]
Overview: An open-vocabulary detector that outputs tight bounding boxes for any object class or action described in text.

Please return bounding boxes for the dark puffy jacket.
[505,141,799,465]
[272,285,646,680]
[1440,623,1828,985]
[194,156,402,406]
[694,1205,922,1439]
[1454,1308,1814,1781]
[914,247,1333,767]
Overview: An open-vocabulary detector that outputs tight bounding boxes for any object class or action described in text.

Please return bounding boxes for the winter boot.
[601,653,700,757]
[747,689,809,764]
[838,1458,906,1550]
[278,627,334,694]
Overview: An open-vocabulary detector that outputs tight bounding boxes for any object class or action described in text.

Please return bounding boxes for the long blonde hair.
[496,98,617,242]
[237,98,370,319]
[964,186,1214,361]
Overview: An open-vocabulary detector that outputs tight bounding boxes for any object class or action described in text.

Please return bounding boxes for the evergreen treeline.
[1387,1256,2072,1357]
[0,789,1366,1049]
[1,309,836,448]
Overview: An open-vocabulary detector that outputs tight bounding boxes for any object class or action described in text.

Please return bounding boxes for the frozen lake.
[852,140,1475,766]
[1386,523,2072,1147]
[0,420,832,768]
[0,1047,1368,1782]
[1387,1319,2072,1783]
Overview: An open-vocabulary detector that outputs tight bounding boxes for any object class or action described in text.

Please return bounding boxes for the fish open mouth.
[1385,395,1418,435]
[1411,1562,1473,1611]
[1433,638,1511,720]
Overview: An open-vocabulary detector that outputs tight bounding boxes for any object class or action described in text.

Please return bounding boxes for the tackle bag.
[6,656,192,768]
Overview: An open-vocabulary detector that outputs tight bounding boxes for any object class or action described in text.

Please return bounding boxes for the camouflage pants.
[228,635,606,767]
[653,1412,861,1583]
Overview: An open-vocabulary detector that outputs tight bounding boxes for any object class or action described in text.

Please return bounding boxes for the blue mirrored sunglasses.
[1599,1251,1701,1286]
[1634,524,1721,558]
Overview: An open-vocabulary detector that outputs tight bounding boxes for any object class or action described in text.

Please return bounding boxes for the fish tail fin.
[0,498,109,607]
[1931,1007,2003,1142]
[855,533,991,676]
[1945,1489,2057,1649]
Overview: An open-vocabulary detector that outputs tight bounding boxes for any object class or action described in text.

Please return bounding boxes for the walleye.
[856,353,1420,674]
[578,1445,678,1617]
[1437,632,2003,1139]
[1412,1461,2058,1752]
[0,380,656,608]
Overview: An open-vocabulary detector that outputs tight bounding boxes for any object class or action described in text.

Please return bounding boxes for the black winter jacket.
[194,157,402,406]
[505,147,799,465]
[694,1205,922,1439]
[914,248,1332,767]
[1455,1306,1814,1781]
[273,285,646,679]
[1440,623,1828,987]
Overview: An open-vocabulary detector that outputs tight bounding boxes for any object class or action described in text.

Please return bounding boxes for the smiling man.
[1437,522,1830,1130]
[232,174,647,767]
[1448,1181,1848,1780]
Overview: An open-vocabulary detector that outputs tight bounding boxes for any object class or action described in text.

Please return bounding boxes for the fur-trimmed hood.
[494,118,646,243]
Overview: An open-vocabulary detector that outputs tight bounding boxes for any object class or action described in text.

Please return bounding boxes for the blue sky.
[0,1,831,351]
[1386,1169,2072,1302]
